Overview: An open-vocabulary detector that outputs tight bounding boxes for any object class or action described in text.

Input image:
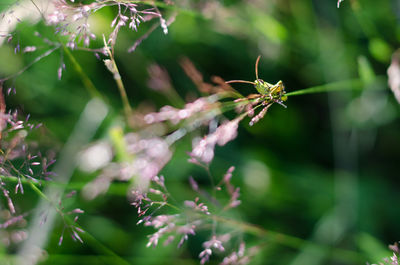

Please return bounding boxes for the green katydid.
[226,55,287,107]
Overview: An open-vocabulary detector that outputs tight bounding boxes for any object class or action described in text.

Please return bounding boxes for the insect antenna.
[255,55,261,80]
[225,80,256,85]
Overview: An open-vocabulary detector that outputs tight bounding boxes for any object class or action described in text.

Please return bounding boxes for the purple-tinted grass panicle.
[127,12,176,53]
[390,243,400,254]
[58,227,65,246]
[0,2,296,261]
[189,176,199,192]
[249,104,271,126]
[58,63,66,80]
[177,223,197,248]
[0,210,28,247]
[368,242,400,265]
[199,234,229,264]
[0,213,26,229]
[41,0,172,51]
[131,178,204,250]
[218,166,242,209]
[0,85,54,213]
[71,228,83,243]
[47,0,97,49]
[189,119,239,164]
[23,46,37,53]
[1,182,16,214]
[57,200,85,246]
[180,57,215,94]
[144,96,219,125]
[83,134,171,199]
[220,242,259,265]
[147,63,173,93]
[388,50,400,104]
[129,168,252,264]
[65,190,77,198]
[184,197,210,215]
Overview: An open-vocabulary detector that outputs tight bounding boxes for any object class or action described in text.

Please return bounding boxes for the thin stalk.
[117,0,201,18]
[16,172,364,264]
[0,174,130,198]
[0,45,60,83]
[66,215,132,265]
[0,254,198,264]
[62,44,104,100]
[29,0,46,21]
[2,175,130,265]
[152,201,181,212]
[213,215,367,264]
[203,166,218,235]
[103,35,132,118]
[0,174,137,198]
[285,77,385,97]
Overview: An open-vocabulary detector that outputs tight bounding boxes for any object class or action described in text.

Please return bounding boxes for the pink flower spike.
[72,230,83,243]
[189,176,199,191]
[71,208,84,214]
[74,227,85,233]
[58,234,64,246]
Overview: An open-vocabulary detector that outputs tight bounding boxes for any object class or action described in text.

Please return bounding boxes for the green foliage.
[0,0,399,264]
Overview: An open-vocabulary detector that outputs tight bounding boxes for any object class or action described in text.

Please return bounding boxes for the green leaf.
[358,56,376,84]
[369,38,392,63]
[356,233,392,264]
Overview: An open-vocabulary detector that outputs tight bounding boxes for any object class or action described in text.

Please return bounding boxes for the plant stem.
[0,45,60,83]
[62,45,104,100]
[119,0,201,18]
[213,215,367,264]
[103,35,132,119]
[285,77,385,97]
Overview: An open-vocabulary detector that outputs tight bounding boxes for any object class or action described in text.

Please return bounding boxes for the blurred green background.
[0,0,400,264]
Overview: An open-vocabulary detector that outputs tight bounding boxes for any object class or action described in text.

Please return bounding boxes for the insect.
[225,55,287,107]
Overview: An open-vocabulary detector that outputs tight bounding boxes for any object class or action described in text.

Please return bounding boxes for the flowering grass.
[0,0,399,265]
